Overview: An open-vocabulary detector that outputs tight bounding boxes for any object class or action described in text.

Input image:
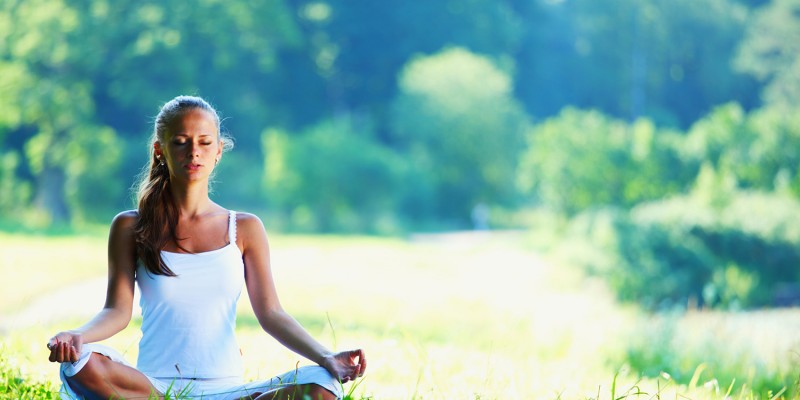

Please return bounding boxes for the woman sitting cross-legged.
[47,95,366,400]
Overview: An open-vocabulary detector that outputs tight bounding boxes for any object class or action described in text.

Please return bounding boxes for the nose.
[188,142,200,158]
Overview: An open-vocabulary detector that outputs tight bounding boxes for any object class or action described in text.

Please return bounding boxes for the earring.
[214,158,219,165]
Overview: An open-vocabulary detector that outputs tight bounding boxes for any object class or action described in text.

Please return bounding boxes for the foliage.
[517,108,687,215]
[1,0,800,313]
[513,0,756,126]
[0,0,782,230]
[0,151,32,216]
[263,117,406,233]
[391,47,528,222]
[683,103,800,196]
[570,190,800,310]
[303,0,523,113]
[736,0,800,106]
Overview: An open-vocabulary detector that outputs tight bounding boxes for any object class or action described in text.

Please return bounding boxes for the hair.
[133,95,233,276]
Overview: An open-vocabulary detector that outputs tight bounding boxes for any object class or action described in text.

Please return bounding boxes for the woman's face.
[154,108,223,183]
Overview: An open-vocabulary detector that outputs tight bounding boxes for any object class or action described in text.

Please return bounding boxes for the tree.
[0,0,120,223]
[262,117,406,232]
[512,0,758,127]
[293,0,523,128]
[682,103,800,197]
[0,0,303,223]
[517,108,687,215]
[390,47,529,223]
[736,0,800,107]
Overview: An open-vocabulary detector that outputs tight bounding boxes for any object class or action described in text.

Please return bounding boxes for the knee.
[266,383,335,400]
[301,383,336,400]
[66,353,112,397]
[72,353,107,379]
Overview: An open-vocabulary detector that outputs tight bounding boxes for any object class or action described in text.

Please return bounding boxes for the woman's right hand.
[47,331,82,363]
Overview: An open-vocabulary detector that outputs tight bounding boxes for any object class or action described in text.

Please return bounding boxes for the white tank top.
[135,210,245,378]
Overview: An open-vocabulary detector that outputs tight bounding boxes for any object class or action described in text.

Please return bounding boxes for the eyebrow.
[173,133,215,138]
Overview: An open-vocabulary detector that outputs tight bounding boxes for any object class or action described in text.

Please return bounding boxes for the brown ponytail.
[133,96,232,276]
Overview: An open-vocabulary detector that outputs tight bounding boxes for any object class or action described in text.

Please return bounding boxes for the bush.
[571,191,800,310]
[517,109,689,216]
[262,117,407,234]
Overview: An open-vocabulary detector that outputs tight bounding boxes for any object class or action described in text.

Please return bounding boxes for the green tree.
[513,0,757,127]
[682,103,800,196]
[736,0,800,107]
[390,47,529,223]
[569,188,800,310]
[0,0,302,223]
[299,0,523,118]
[517,108,687,215]
[262,117,406,233]
[0,0,120,223]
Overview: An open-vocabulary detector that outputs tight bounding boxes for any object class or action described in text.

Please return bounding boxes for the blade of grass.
[688,363,706,389]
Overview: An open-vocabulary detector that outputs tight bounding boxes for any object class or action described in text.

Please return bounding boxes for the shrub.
[571,191,800,310]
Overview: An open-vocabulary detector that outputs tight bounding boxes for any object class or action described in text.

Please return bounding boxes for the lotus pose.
[47,95,365,400]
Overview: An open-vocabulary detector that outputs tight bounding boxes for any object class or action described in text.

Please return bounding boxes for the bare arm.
[47,211,138,362]
[239,213,366,382]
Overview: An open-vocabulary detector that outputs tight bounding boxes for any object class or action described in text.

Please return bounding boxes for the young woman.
[47,95,365,400]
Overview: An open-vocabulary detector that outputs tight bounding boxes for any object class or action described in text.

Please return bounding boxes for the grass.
[1,230,799,399]
[0,232,108,315]
[0,350,59,400]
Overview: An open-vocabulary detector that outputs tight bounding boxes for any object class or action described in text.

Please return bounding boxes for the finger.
[357,350,367,375]
[69,345,79,363]
[48,337,63,362]
[56,342,66,363]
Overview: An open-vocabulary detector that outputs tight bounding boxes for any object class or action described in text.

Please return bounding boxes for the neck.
[169,180,213,218]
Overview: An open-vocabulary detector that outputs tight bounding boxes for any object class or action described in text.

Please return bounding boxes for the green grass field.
[1,231,798,399]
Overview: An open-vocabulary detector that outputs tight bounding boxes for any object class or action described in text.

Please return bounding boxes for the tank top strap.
[228,210,237,244]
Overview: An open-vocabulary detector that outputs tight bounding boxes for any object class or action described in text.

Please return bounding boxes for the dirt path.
[0,277,142,334]
[0,230,521,334]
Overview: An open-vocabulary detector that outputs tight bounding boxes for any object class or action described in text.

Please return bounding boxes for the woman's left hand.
[322,349,367,383]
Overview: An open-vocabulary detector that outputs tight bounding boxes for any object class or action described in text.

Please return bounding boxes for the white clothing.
[136,210,244,378]
[59,344,344,399]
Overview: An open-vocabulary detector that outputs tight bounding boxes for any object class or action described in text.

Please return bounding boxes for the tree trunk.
[34,165,70,224]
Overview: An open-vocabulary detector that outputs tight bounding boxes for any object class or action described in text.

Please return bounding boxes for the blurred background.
[1,0,800,398]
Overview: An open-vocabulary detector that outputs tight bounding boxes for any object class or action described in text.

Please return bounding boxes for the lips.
[185,163,202,171]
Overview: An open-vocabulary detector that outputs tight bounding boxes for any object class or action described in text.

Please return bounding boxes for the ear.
[153,141,162,158]
[216,139,224,160]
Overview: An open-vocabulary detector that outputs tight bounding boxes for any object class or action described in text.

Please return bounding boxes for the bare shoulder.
[234,212,270,249]
[111,210,139,231]
[108,210,140,244]
[108,210,139,262]
[235,212,267,235]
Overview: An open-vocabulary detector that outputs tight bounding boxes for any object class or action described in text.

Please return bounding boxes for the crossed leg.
[238,383,336,400]
[66,353,161,400]
[66,353,336,400]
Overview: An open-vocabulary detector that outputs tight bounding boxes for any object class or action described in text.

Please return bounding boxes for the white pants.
[59,343,344,399]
